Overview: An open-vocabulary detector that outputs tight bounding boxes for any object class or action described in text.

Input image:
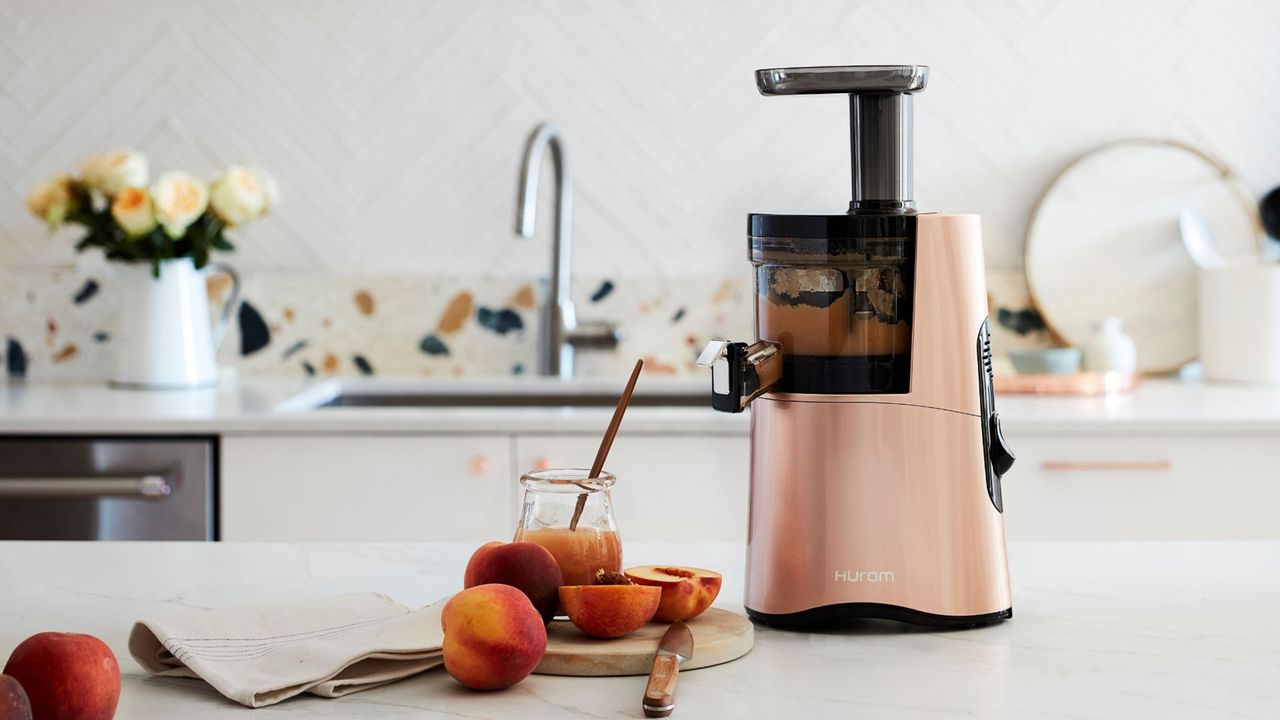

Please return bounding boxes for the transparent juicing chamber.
[751,216,916,394]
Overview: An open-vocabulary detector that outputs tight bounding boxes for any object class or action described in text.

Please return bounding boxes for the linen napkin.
[129,593,446,708]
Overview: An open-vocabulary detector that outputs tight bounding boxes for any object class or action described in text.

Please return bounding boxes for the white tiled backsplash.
[1,0,1277,378]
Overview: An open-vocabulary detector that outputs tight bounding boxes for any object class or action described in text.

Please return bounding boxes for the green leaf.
[192,241,209,269]
[148,231,165,259]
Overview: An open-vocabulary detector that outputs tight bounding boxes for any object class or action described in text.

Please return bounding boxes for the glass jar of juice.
[513,468,622,586]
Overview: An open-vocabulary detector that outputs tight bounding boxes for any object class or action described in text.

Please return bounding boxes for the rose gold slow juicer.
[698,66,1016,628]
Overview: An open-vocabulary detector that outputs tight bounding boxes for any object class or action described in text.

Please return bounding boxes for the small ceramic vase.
[1082,316,1137,373]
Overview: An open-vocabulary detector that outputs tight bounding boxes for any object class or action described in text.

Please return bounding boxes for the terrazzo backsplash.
[1,262,1050,381]
[0,265,754,380]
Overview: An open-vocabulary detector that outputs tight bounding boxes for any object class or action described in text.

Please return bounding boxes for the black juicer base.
[747,603,1013,630]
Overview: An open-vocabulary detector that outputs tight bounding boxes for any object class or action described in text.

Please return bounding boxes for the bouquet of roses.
[26,149,278,275]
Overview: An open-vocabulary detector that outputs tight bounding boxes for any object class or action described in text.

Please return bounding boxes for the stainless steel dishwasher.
[0,437,215,540]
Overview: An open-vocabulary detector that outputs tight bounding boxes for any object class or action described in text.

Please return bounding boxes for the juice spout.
[696,340,782,413]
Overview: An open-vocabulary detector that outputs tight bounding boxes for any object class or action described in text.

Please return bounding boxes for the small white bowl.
[1008,348,1082,375]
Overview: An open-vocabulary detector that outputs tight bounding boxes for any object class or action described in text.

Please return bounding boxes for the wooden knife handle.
[642,653,680,717]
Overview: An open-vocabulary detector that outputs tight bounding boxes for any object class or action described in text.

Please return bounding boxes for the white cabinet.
[220,435,513,541]
[1000,432,1280,541]
[218,424,1279,543]
[513,434,750,543]
[220,431,750,543]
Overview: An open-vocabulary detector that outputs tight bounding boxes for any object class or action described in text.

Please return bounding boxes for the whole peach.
[3,632,119,720]
[0,674,32,720]
[441,584,547,690]
[463,541,563,624]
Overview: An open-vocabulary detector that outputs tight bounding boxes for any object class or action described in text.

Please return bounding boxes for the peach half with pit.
[559,581,661,639]
[625,566,723,622]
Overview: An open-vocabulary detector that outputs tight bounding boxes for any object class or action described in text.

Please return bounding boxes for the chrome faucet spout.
[514,124,620,378]
[515,124,577,378]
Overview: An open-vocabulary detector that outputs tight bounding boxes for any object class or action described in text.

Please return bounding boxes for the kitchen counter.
[0,376,741,435]
[0,541,1275,718]
[4,375,1280,435]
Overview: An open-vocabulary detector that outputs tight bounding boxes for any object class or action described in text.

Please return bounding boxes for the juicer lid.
[756,65,928,96]
[748,212,916,264]
[748,212,916,240]
[754,65,929,215]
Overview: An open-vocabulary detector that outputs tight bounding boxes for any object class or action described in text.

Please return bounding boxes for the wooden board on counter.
[534,608,754,676]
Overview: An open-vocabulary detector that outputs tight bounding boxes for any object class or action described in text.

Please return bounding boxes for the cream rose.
[111,187,157,237]
[209,166,266,226]
[249,166,281,213]
[26,175,77,228]
[80,149,148,196]
[150,171,208,238]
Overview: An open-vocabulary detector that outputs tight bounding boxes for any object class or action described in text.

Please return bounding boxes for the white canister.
[111,258,241,389]
[1199,262,1280,383]
[1081,316,1137,373]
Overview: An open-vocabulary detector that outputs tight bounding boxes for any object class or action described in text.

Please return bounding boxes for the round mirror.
[1024,138,1262,373]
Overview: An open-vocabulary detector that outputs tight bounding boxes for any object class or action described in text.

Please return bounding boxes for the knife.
[643,621,693,717]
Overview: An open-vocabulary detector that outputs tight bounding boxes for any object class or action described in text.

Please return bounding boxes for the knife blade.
[643,622,694,717]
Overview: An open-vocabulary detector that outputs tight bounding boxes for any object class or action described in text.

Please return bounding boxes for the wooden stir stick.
[569,358,644,531]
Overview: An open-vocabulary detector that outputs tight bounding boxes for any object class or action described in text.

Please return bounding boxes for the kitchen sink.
[278,378,710,411]
[321,392,706,408]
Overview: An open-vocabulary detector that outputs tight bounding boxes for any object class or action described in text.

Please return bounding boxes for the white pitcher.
[111,258,241,389]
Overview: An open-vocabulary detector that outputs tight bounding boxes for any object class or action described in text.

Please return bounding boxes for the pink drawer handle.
[1041,461,1171,472]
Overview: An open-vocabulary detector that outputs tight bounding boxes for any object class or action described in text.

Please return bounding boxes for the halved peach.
[624,566,722,622]
[559,584,660,638]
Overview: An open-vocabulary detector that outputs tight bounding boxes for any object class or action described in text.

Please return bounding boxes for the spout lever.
[697,340,782,413]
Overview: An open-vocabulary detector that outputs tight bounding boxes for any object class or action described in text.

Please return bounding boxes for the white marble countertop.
[0,376,741,435]
[4,375,1280,435]
[0,541,1275,718]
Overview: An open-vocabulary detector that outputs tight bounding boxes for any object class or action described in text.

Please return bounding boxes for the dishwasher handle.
[0,475,172,498]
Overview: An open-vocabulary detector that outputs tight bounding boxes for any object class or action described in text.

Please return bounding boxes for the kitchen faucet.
[515,123,618,378]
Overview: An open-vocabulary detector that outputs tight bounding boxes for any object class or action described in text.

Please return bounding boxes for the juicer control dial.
[988,413,1016,478]
[977,319,1013,512]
